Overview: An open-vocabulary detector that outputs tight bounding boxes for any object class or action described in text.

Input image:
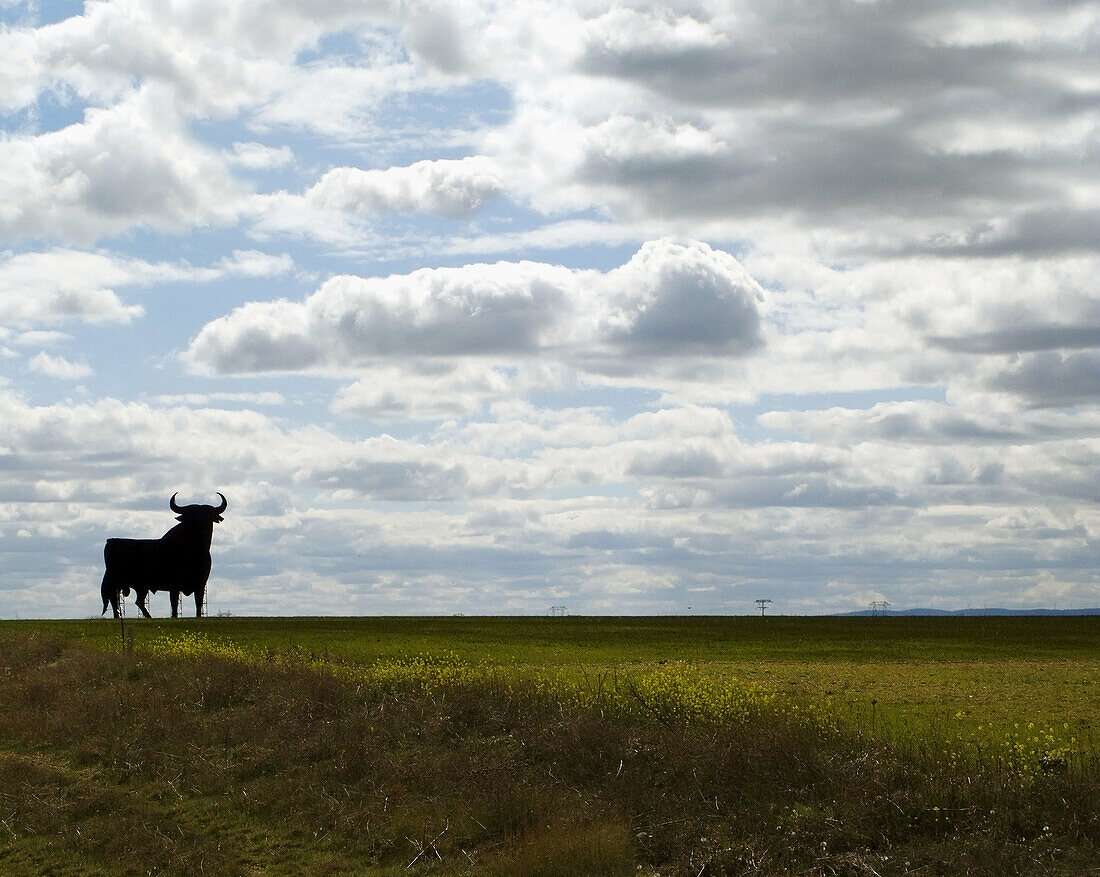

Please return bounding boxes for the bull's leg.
[170,591,180,618]
[194,587,204,618]
[136,590,152,619]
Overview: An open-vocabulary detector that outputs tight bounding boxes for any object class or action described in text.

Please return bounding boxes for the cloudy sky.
[1,0,1098,618]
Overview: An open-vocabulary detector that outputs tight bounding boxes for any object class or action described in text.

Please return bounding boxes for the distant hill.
[841,607,1100,617]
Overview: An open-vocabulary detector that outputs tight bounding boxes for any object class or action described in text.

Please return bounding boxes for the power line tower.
[548,605,568,618]
[869,600,891,616]
[755,598,772,617]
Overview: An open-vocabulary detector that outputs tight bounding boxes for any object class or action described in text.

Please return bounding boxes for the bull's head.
[170,492,228,524]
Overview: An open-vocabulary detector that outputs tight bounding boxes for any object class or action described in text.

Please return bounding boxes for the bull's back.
[104,538,163,577]
[103,537,209,589]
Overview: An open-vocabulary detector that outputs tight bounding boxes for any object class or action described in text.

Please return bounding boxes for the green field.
[21,615,1100,754]
[1,616,1097,875]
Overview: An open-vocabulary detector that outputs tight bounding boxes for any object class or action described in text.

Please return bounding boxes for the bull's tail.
[100,578,133,614]
[100,575,113,616]
[100,564,130,617]
[102,542,113,616]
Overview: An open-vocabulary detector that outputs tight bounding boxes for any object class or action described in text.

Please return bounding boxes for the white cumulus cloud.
[27,351,92,379]
[184,239,765,377]
[0,88,245,243]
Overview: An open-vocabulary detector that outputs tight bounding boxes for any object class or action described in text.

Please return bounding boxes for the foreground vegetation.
[1,617,1097,874]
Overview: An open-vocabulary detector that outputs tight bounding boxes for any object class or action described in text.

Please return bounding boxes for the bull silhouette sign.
[101,493,227,619]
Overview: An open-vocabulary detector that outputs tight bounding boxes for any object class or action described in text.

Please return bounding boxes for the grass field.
[1,616,1097,874]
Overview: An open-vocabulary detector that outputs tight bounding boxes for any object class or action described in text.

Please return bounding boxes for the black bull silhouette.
[101,493,227,619]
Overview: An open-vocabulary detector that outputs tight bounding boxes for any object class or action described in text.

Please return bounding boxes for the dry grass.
[0,630,1096,875]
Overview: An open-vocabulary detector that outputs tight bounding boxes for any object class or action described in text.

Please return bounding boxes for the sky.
[0,0,1098,618]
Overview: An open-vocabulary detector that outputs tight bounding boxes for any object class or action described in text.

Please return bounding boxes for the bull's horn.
[214,492,227,514]
[170,493,182,512]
